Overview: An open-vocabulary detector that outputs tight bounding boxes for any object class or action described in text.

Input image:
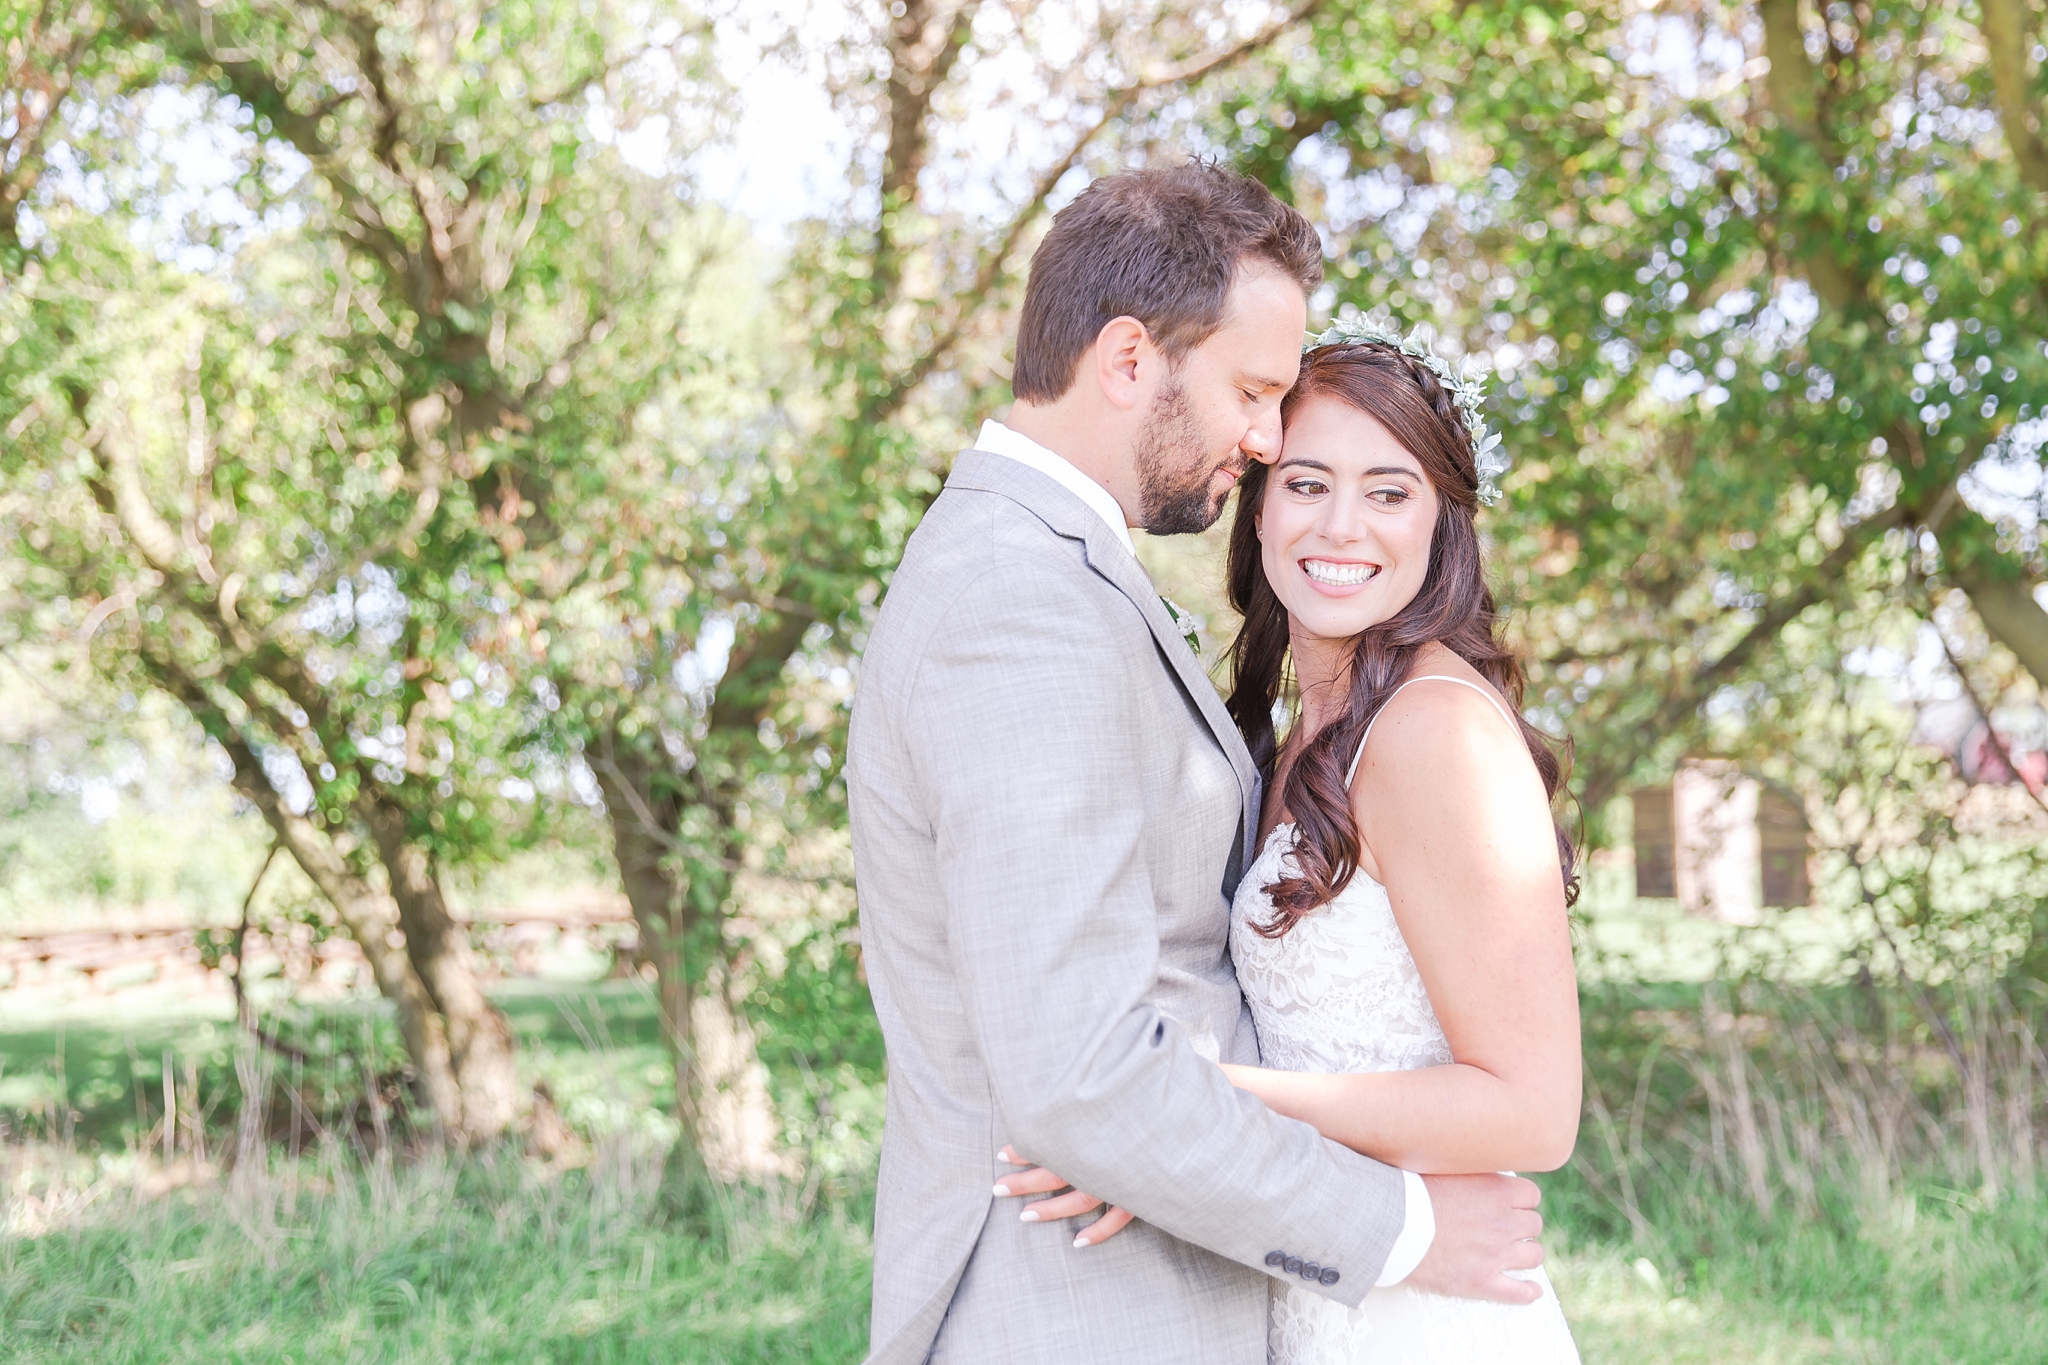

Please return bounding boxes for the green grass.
[1546,1178,2048,1363]
[5,978,2045,1363]
[1,1148,872,1364]
[6,1148,2040,1364]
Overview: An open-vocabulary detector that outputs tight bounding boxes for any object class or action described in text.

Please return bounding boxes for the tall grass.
[5,967,2045,1363]
[1,980,880,1363]
[1549,975,2048,1363]
[1,1134,873,1364]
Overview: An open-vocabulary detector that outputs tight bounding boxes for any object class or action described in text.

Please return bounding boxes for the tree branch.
[1756,0,1866,314]
[704,608,815,738]
[129,2,421,284]
[1981,0,2048,197]
[875,0,1331,425]
[1948,561,2048,691]
[1759,0,1821,138]
[0,7,97,249]
[588,751,683,852]
[871,0,986,306]
[1577,497,1913,811]
[1748,2,2048,691]
[89,406,186,571]
[1925,585,2048,817]
[881,0,983,208]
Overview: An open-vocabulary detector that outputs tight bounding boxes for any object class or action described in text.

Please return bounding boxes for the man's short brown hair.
[1010,162,1324,404]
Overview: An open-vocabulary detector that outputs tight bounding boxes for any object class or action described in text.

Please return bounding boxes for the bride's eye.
[1285,477,1329,496]
[1366,485,1411,505]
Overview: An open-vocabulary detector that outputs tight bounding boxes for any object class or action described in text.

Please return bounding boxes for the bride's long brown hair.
[1225,342,1579,936]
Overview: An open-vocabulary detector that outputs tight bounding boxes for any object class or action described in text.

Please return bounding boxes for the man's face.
[1133,265,1306,535]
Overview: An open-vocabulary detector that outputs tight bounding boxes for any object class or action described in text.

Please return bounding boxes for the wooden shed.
[1632,761,1812,920]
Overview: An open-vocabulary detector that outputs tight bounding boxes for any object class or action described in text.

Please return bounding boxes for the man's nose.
[1241,405,1285,464]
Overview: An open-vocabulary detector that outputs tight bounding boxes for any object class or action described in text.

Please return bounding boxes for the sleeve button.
[1299,1261,1321,1281]
[1264,1251,1286,1268]
[1319,1267,1341,1287]
[1283,1256,1303,1276]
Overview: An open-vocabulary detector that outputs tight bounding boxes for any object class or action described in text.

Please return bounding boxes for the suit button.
[1319,1267,1341,1287]
[1300,1261,1321,1281]
[1283,1256,1303,1275]
[1264,1251,1286,1268]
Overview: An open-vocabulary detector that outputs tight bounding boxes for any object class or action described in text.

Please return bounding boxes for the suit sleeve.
[906,562,1406,1304]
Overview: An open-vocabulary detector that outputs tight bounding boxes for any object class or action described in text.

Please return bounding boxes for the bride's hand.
[994,1145,1135,1247]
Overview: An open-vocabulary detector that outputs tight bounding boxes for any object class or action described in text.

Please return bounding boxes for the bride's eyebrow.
[1276,457,1332,473]
[1363,465,1421,478]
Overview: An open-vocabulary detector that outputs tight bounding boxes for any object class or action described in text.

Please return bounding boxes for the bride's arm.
[1224,679,1581,1175]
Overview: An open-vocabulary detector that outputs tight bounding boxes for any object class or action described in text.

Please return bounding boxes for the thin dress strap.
[1344,675,1520,788]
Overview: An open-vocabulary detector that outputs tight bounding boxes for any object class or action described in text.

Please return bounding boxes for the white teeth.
[1302,559,1379,587]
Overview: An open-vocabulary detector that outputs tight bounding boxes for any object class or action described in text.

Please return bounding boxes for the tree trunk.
[594,739,708,1185]
[186,707,467,1134]
[593,731,787,1182]
[146,656,518,1141]
[1756,0,2048,695]
[1952,568,2048,691]
[364,800,520,1141]
[267,809,468,1135]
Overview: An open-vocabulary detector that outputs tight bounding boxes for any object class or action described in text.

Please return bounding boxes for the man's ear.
[1091,316,1153,412]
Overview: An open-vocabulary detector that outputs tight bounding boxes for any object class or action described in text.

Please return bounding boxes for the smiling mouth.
[1301,559,1380,587]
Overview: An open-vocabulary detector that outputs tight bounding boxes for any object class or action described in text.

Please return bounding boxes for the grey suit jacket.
[848,451,1407,1365]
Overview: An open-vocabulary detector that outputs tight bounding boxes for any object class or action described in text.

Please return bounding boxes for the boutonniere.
[1160,596,1202,656]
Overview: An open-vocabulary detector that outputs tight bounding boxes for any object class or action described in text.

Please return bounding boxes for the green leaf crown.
[1306,317,1509,507]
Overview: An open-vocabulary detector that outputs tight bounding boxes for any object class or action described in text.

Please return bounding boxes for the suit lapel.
[945,452,1264,875]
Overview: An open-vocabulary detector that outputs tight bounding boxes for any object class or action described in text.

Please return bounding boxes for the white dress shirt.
[972,417,1438,1288]
[1378,1170,1434,1286]
[973,420,1136,557]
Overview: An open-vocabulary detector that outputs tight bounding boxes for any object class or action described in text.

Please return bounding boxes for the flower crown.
[1306,317,1508,507]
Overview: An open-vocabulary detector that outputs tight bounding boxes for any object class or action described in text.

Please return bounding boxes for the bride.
[1008,321,1585,1363]
[1216,323,1583,1362]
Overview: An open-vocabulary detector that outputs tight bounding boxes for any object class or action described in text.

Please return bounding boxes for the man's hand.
[1404,1173,1545,1304]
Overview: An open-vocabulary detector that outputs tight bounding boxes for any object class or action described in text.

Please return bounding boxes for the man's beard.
[1133,382,1239,535]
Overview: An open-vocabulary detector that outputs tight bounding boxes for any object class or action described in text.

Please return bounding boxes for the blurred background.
[2,1,2045,1360]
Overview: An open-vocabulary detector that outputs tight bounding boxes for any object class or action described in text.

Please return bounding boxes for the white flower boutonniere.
[1160,596,1202,656]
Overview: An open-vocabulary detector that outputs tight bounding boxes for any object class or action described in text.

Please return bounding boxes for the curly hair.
[1223,342,1579,936]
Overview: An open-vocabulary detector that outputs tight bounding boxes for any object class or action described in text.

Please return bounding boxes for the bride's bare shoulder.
[1350,653,1560,923]
[1357,648,1521,767]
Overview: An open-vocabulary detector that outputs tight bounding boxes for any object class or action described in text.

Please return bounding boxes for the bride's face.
[1258,394,1440,646]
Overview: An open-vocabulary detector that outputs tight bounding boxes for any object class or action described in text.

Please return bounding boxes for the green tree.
[1,0,717,1140]
[4,0,1331,1169]
[566,0,1333,1182]
[1220,0,2047,815]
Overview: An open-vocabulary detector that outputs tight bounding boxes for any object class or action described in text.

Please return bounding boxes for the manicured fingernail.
[997,1149,1010,1162]
[1019,1209,1038,1222]
[991,1184,1009,1197]
[1072,1235,1089,1249]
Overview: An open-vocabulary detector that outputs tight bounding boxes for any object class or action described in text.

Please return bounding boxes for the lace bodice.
[1230,824,1450,1079]
[1230,673,1517,1079]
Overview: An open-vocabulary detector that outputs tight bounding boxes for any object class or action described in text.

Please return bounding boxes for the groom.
[848,163,1546,1365]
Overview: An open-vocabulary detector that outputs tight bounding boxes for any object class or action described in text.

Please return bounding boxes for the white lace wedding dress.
[1229,676,1579,1365]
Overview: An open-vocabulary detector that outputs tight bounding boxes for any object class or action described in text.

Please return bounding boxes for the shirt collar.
[973,419,1136,557]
